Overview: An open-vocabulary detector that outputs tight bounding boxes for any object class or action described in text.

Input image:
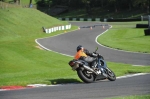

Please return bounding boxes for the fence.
[43,24,71,34]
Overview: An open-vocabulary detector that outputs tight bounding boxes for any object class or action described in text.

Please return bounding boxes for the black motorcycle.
[68,47,116,83]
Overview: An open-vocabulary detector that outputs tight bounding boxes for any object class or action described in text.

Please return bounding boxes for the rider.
[74,45,97,68]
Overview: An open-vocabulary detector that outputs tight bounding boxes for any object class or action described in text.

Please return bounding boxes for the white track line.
[95,25,150,55]
[117,73,149,79]
[35,24,149,81]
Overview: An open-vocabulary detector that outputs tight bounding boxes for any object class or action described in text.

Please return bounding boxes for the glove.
[99,54,104,59]
[92,53,98,57]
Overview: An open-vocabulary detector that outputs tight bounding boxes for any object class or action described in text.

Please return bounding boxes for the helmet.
[77,45,83,52]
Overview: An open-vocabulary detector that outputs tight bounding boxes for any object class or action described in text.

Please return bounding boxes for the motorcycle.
[68,47,116,83]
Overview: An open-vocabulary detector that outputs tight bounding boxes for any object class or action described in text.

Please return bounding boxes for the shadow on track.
[48,78,81,84]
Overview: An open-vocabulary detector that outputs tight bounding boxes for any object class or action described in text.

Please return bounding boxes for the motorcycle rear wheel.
[77,69,94,83]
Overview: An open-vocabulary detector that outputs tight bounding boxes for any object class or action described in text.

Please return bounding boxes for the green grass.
[3,0,37,5]
[97,22,150,53]
[0,6,79,86]
[0,3,150,87]
[107,95,150,99]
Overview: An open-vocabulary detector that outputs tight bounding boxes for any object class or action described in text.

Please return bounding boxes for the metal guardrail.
[58,18,101,21]
[141,15,149,21]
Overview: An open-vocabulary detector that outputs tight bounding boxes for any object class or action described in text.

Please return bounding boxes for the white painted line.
[0,73,149,91]
[35,40,73,57]
[35,29,77,58]
[95,25,150,55]
[35,23,149,79]
[132,65,146,67]
[27,84,48,87]
[117,73,149,79]
[0,89,7,91]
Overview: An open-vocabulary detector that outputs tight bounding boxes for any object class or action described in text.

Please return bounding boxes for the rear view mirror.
[94,47,98,53]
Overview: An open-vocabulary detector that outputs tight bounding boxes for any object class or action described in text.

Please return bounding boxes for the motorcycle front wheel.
[106,67,116,81]
[77,68,94,83]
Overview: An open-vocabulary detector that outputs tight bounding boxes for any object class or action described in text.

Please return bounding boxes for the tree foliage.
[44,0,149,12]
[2,0,150,12]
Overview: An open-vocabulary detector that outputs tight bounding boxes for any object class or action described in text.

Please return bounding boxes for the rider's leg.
[84,56,96,68]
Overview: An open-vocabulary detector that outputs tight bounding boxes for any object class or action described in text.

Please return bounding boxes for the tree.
[82,0,91,15]
[13,0,20,5]
[29,0,32,7]
[108,0,118,12]
[29,0,32,4]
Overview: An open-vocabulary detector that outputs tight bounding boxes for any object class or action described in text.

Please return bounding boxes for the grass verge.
[0,6,150,87]
[97,21,150,53]
[106,95,150,99]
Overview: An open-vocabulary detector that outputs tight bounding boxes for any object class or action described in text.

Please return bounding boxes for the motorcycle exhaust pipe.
[83,65,98,75]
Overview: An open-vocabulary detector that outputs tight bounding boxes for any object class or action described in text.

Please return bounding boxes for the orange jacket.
[74,50,87,60]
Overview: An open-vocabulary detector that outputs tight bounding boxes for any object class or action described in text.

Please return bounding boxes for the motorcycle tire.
[77,68,94,83]
[106,67,116,81]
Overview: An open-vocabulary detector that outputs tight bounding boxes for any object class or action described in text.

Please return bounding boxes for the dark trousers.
[82,56,96,67]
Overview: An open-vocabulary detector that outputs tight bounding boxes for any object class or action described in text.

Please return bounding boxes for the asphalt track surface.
[36,22,150,66]
[0,74,150,99]
[0,22,150,99]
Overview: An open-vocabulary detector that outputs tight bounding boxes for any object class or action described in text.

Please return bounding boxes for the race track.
[36,22,150,66]
[0,22,149,99]
[0,74,150,99]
